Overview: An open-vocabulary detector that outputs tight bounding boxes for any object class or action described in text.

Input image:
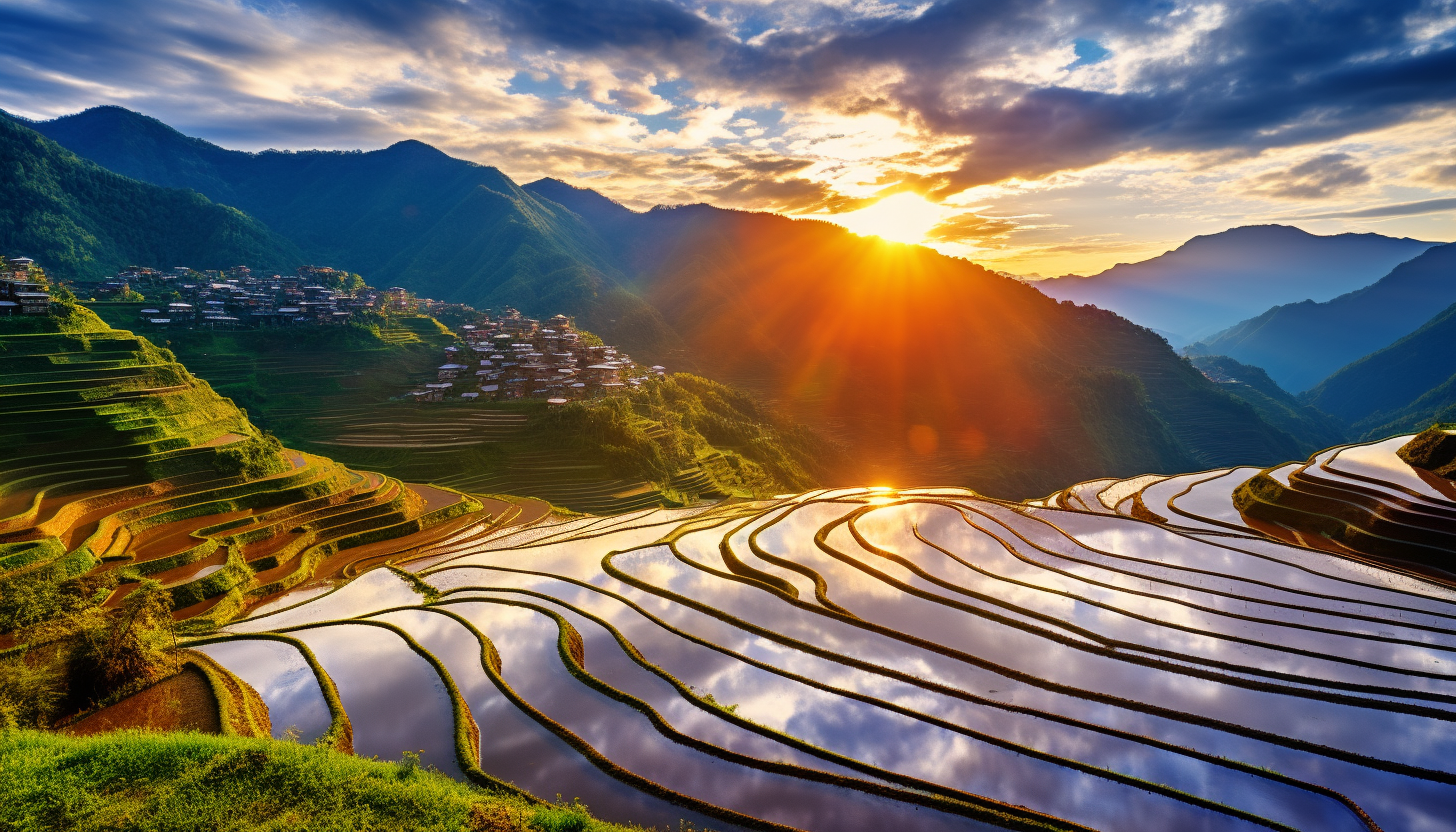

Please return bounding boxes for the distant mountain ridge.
[0,111,301,279]
[1190,243,1456,393]
[1034,225,1437,345]
[1187,354,1348,454]
[20,108,1321,496]
[1304,300,1456,435]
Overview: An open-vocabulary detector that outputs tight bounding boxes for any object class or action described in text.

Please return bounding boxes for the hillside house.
[0,277,51,316]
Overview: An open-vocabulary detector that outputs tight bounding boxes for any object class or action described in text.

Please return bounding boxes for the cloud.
[1280,196,1456,221]
[1419,161,1456,185]
[3,0,1456,270]
[1245,153,1371,199]
[925,212,1019,244]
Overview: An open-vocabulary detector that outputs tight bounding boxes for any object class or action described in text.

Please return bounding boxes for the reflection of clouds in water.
[291,624,463,779]
[227,568,420,634]
[195,639,331,743]
[204,486,1456,832]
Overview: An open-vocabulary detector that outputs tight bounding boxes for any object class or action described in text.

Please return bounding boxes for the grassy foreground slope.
[0,730,632,832]
[0,112,301,281]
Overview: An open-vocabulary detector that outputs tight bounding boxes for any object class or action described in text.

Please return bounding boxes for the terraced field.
[0,308,526,628]
[278,403,688,515]
[195,437,1456,831]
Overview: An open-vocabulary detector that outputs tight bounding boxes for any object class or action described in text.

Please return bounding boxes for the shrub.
[529,799,593,832]
[212,434,290,480]
[0,654,66,729]
[71,580,179,704]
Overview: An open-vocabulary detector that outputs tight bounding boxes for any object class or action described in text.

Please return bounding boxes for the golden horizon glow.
[820,192,950,245]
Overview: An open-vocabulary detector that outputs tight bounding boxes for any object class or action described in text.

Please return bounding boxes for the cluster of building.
[0,257,50,317]
[410,310,667,404]
[104,265,400,330]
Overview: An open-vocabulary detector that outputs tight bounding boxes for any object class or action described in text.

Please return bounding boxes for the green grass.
[0,729,642,832]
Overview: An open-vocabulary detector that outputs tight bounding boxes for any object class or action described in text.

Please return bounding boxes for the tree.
[72,580,178,702]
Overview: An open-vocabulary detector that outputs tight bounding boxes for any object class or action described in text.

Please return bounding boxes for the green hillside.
[526,184,1307,496]
[1304,301,1456,434]
[84,304,834,512]
[0,113,301,281]
[1188,354,1348,453]
[23,109,1318,497]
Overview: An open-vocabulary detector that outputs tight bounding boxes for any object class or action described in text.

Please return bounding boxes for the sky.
[3,0,1456,276]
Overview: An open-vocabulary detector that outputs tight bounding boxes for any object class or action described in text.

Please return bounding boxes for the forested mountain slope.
[528,180,1311,495]
[29,106,629,317]
[0,113,300,280]
[12,107,1321,497]
[1187,354,1348,454]
[1305,302,1456,436]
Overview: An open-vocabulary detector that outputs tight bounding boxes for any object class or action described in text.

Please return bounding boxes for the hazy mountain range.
[1034,225,1437,346]
[1189,243,1456,393]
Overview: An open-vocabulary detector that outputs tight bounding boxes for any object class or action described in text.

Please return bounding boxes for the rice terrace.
[6,2,1456,829]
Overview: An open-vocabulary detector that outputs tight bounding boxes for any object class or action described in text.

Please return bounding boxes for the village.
[85,264,419,330]
[4,256,663,406]
[411,309,667,404]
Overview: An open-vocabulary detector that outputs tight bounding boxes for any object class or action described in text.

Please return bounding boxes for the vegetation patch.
[0,730,637,832]
[1397,424,1456,478]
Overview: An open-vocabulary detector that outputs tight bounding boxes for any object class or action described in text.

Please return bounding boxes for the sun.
[822,192,949,245]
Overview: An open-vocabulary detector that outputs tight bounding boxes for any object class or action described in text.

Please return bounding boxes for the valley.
[4,93,1456,832]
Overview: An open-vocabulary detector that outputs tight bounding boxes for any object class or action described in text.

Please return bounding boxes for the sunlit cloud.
[1,0,1454,274]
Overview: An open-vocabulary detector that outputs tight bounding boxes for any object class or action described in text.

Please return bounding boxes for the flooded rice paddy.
[196,436,1456,831]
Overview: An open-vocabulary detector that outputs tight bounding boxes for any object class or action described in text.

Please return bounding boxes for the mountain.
[1033,225,1436,345]
[1189,243,1456,393]
[1187,354,1348,453]
[528,179,1309,494]
[28,106,629,317]
[8,107,1315,497]
[1303,301,1456,433]
[0,112,301,280]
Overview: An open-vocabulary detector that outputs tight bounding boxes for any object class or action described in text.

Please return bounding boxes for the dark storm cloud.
[449,0,1456,190]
